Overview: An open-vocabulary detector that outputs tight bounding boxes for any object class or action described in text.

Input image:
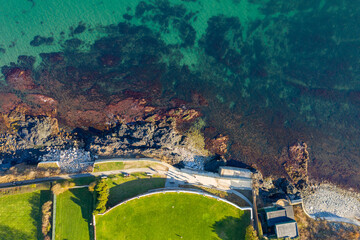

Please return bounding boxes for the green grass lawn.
[96,193,250,240]
[106,173,166,207]
[93,162,124,172]
[55,188,93,240]
[0,190,51,240]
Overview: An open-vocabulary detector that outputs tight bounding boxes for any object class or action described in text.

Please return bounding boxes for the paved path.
[0,167,165,188]
[0,158,253,207]
[229,190,253,207]
[165,168,199,188]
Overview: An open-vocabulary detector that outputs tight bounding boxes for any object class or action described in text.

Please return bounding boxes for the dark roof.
[265,206,295,226]
[284,206,295,220]
[266,209,287,226]
[275,221,298,238]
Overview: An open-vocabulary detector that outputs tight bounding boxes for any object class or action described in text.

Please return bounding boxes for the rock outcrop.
[281,141,309,189]
[16,116,60,147]
[205,134,229,156]
[0,116,63,166]
[89,121,207,167]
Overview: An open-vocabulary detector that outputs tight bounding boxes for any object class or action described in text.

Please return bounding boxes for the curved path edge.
[98,189,253,220]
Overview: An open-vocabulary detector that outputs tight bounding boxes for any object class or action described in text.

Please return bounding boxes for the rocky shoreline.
[0,115,212,169]
[1,108,360,232]
[303,184,360,226]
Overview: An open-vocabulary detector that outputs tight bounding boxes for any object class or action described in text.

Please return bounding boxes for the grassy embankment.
[0,190,51,240]
[96,192,250,240]
[105,172,166,207]
[55,173,166,239]
[179,184,251,207]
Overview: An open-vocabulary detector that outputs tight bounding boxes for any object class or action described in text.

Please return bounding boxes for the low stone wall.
[99,189,253,220]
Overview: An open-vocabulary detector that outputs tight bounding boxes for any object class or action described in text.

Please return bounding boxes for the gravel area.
[303,184,360,226]
[39,148,93,173]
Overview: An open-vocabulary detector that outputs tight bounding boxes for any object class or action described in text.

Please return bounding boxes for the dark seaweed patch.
[123,14,133,20]
[17,55,36,69]
[30,35,54,47]
[64,38,83,48]
[73,23,86,34]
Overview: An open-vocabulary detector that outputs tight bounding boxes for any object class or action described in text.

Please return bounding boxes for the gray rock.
[17,116,59,147]
[89,121,188,163]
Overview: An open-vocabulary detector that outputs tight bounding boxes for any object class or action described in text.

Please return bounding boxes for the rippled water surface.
[1,0,359,189]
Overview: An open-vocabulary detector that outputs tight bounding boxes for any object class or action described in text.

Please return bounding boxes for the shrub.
[245,225,259,240]
[41,201,52,238]
[51,181,75,195]
[257,221,263,238]
[88,181,97,192]
[93,179,109,214]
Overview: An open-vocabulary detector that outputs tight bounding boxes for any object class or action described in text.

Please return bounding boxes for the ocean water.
[0,0,359,189]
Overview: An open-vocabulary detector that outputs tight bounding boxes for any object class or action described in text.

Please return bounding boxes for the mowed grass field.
[106,173,166,207]
[55,188,93,240]
[96,193,250,240]
[0,190,51,240]
[93,162,124,172]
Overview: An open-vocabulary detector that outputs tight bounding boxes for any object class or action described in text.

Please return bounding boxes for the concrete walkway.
[164,167,253,206]
[165,168,200,188]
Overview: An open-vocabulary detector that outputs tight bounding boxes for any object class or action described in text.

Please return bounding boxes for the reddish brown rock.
[25,94,58,116]
[5,68,37,91]
[281,141,309,189]
[64,110,107,130]
[0,93,23,114]
[105,98,147,123]
[26,94,57,106]
[167,108,200,121]
[205,134,229,155]
[100,54,120,66]
[191,91,208,106]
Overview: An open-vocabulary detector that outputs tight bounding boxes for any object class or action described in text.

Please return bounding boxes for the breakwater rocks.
[89,121,208,169]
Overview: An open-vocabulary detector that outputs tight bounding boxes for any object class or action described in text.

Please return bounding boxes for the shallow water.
[0,0,359,189]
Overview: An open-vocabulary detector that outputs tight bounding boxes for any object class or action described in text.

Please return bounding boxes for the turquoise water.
[0,0,263,71]
[0,0,359,189]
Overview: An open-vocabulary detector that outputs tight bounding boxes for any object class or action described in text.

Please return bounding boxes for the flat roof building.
[264,205,298,239]
[219,166,252,178]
